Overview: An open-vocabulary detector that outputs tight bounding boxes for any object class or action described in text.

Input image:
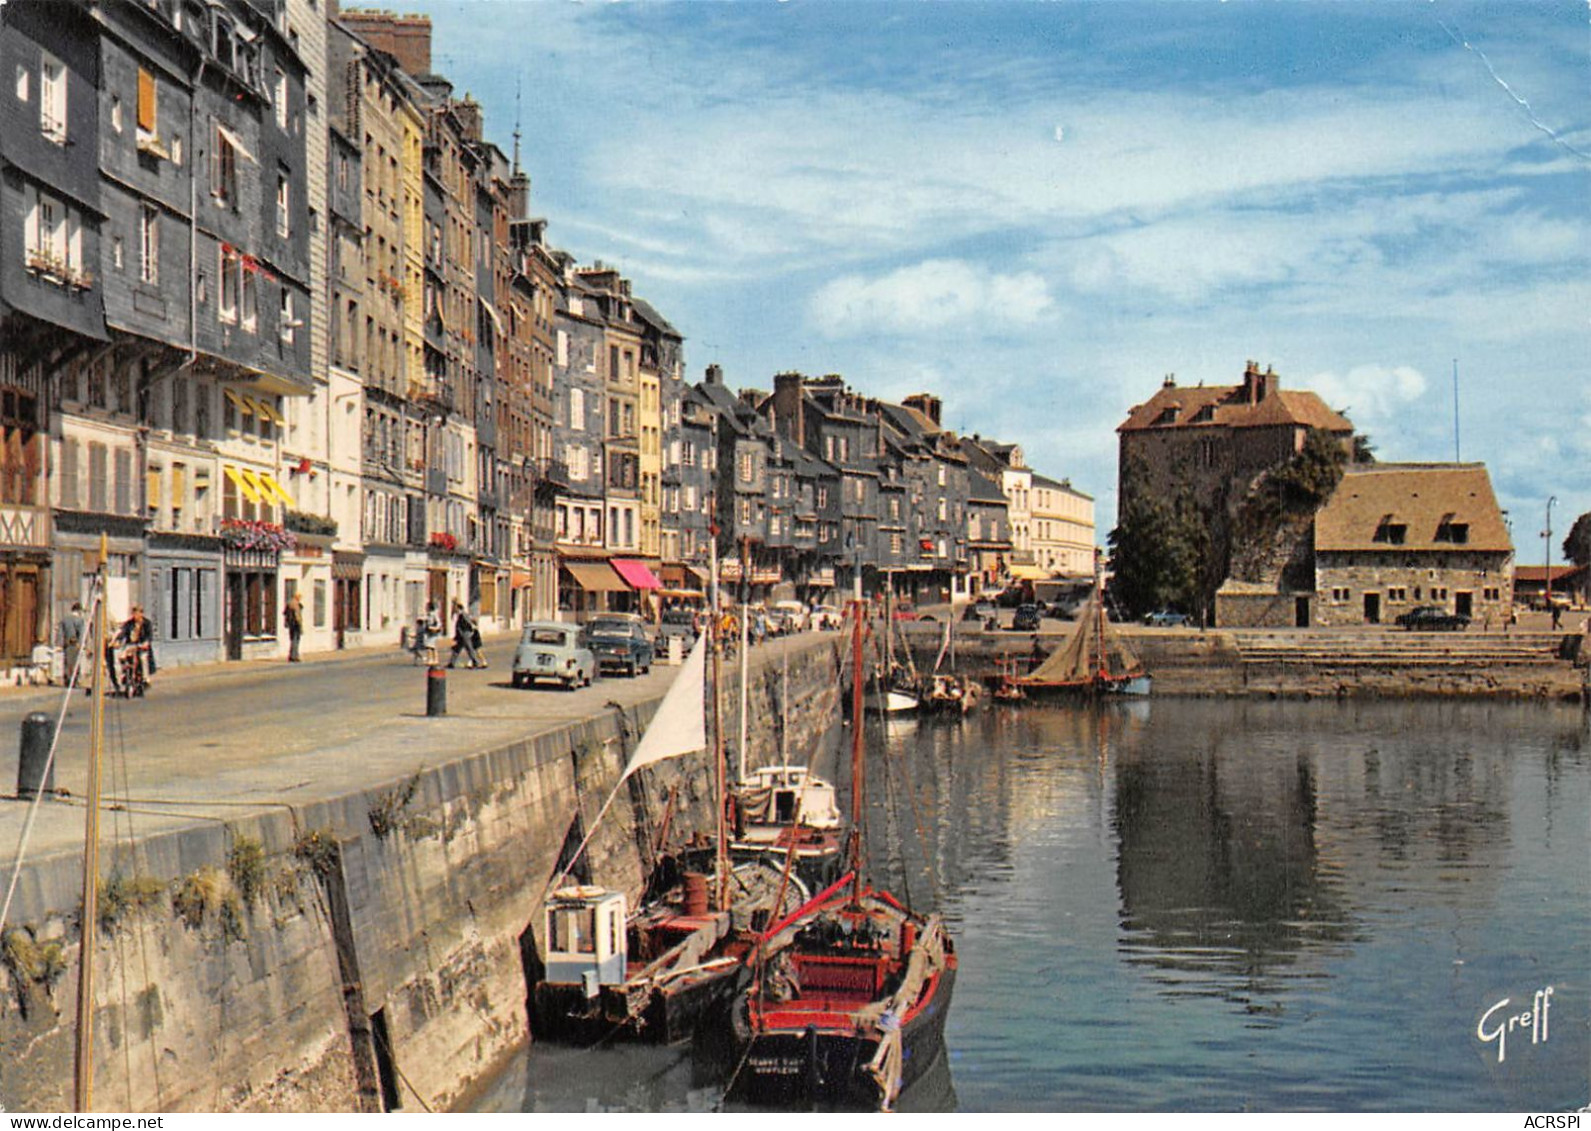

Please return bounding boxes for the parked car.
[772,600,809,633]
[810,604,842,630]
[587,617,655,675]
[654,608,699,653]
[962,600,998,624]
[1010,603,1042,632]
[511,622,594,690]
[996,585,1029,608]
[1395,606,1470,632]
[1143,609,1190,628]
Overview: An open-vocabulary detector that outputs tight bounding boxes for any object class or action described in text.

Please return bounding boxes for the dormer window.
[1152,404,1179,426]
[1372,515,1407,545]
[1193,404,1215,423]
[1434,515,1469,544]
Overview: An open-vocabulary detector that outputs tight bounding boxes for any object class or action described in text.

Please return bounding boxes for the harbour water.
[471,699,1589,1112]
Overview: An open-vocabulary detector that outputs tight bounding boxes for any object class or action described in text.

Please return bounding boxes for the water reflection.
[470,699,1589,1112]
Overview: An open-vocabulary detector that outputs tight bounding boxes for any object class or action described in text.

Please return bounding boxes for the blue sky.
[408,0,1589,559]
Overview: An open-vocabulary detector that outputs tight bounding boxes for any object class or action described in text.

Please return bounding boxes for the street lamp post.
[1544,496,1558,612]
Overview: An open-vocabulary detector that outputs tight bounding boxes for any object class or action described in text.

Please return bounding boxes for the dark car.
[1395,606,1470,632]
[962,600,998,624]
[586,616,655,675]
[1010,603,1042,632]
[654,608,699,654]
[1143,609,1190,628]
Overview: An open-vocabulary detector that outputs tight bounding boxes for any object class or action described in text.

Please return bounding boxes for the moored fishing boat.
[532,633,810,1045]
[711,599,957,1110]
[730,764,845,889]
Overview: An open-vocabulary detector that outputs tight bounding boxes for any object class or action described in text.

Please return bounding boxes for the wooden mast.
[709,507,729,910]
[74,534,108,1111]
[848,597,865,906]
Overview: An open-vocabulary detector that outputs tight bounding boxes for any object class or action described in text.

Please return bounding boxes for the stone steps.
[1233,631,1567,667]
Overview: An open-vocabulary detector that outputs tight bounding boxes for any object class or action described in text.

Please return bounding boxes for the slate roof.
[1314,464,1513,553]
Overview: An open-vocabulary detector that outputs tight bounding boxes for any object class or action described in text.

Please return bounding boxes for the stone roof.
[1314,464,1513,553]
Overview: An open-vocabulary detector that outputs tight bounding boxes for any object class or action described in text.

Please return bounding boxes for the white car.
[772,600,809,633]
[810,604,842,630]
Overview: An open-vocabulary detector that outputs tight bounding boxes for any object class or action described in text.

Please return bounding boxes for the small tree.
[1563,511,1591,568]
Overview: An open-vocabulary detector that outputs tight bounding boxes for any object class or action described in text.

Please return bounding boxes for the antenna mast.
[1453,359,1461,461]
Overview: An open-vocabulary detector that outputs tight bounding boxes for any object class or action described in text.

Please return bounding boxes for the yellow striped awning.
[250,396,287,427]
[238,468,271,505]
[223,388,254,415]
[257,472,295,508]
[223,465,262,504]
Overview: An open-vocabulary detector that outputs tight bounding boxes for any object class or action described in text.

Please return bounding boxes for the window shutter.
[137,68,157,133]
[114,449,133,514]
[87,442,107,512]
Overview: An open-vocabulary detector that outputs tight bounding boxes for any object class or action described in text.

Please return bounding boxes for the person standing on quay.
[60,602,84,687]
[284,593,304,662]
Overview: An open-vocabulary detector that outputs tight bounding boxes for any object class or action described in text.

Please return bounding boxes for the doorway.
[1455,591,1473,620]
[1294,596,1311,628]
[1363,592,1381,625]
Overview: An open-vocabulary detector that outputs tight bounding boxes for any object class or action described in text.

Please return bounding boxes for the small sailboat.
[863,587,919,714]
[917,620,981,715]
[1018,552,1150,698]
[712,599,957,1110]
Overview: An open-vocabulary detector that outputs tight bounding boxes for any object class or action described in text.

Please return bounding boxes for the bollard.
[426,665,447,717]
[18,712,56,798]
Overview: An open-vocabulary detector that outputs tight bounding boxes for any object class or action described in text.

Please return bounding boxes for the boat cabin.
[736,766,842,832]
[544,886,627,996]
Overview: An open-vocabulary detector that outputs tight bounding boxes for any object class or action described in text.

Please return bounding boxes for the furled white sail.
[623,632,708,779]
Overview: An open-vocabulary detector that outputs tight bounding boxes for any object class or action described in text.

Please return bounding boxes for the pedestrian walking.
[284,593,304,662]
[60,602,84,687]
[448,601,486,669]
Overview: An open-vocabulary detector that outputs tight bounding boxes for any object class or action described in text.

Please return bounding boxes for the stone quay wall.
[0,636,843,1113]
[902,625,1586,701]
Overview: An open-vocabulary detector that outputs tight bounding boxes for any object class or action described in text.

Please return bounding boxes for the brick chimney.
[772,372,805,446]
[705,364,723,387]
[454,96,482,143]
[338,10,433,76]
[1241,359,1278,404]
[902,393,941,426]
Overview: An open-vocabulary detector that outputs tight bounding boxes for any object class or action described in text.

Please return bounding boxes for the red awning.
[610,558,662,591]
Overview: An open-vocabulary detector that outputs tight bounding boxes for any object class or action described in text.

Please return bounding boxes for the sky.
[405,0,1590,560]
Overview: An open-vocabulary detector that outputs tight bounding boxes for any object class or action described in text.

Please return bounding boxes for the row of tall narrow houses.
[1115,363,1514,627]
[0,0,1087,679]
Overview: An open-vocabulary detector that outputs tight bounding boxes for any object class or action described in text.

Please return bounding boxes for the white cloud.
[1300,365,1429,431]
[808,260,1053,338]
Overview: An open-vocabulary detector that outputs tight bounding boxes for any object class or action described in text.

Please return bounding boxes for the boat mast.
[709,509,729,910]
[738,534,750,784]
[74,535,108,1112]
[849,596,866,905]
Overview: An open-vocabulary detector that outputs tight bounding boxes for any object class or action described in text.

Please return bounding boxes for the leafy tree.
[1108,487,1210,620]
[1564,511,1591,568]
[1352,434,1376,463]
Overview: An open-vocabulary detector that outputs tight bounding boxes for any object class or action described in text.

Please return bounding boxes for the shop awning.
[1008,564,1050,581]
[224,465,262,504]
[562,562,628,592]
[248,395,286,426]
[611,558,662,591]
[510,570,534,589]
[258,471,295,508]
